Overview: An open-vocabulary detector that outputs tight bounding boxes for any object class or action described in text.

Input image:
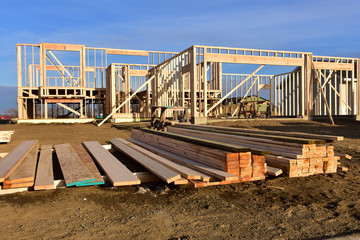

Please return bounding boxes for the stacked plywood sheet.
[171,124,343,178]
[129,129,268,187]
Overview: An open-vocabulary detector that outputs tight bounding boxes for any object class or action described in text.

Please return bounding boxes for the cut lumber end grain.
[173,178,189,185]
[110,138,181,183]
[337,166,349,172]
[267,166,283,176]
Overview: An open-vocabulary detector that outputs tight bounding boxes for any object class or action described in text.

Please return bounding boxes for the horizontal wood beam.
[128,69,149,76]
[42,43,83,51]
[204,53,303,66]
[313,62,354,70]
[46,99,82,103]
[105,49,148,56]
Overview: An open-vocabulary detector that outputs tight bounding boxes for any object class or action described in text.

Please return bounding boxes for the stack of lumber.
[0,140,38,189]
[170,124,343,177]
[0,131,15,143]
[128,128,268,187]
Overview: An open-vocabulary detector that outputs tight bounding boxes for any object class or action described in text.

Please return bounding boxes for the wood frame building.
[17,43,360,124]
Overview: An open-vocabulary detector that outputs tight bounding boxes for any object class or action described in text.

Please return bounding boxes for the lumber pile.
[129,129,268,186]
[170,124,344,177]
[0,131,15,143]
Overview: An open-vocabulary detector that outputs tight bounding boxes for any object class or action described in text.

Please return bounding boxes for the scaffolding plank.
[83,141,140,186]
[110,138,181,184]
[54,143,95,187]
[0,140,38,182]
[34,145,54,190]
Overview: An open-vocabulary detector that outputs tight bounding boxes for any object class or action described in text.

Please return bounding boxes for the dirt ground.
[0,119,359,240]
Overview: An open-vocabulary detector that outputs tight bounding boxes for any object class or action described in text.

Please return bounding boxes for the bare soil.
[0,120,359,240]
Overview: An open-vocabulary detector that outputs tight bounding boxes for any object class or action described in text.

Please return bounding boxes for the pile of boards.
[0,131,14,143]
[0,124,347,194]
[168,124,346,178]
[129,129,268,187]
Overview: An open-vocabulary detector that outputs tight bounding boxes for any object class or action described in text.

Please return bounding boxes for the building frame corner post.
[190,46,197,123]
[356,59,360,120]
[303,53,313,119]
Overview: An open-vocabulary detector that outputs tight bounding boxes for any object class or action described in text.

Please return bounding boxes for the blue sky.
[0,0,360,112]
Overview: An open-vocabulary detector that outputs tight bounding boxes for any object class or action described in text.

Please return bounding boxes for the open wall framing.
[17,43,360,124]
[17,43,176,122]
[148,45,359,123]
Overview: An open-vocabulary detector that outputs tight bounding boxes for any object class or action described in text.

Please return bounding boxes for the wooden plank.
[0,185,28,195]
[34,145,54,190]
[71,144,104,186]
[168,126,307,150]
[3,145,38,185]
[2,181,34,189]
[175,124,343,142]
[46,99,82,103]
[105,49,148,56]
[313,62,354,71]
[128,69,148,76]
[0,140,38,182]
[42,43,83,51]
[110,138,181,184]
[174,178,189,185]
[166,127,304,159]
[129,138,238,181]
[267,166,283,176]
[54,143,95,187]
[204,53,303,66]
[129,138,213,181]
[173,125,325,144]
[132,130,230,170]
[82,141,140,186]
[140,128,268,155]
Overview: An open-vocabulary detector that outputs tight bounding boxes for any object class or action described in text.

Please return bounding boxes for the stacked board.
[130,129,268,186]
[171,124,343,177]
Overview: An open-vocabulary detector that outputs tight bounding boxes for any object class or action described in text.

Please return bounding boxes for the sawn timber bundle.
[170,124,345,177]
[0,125,347,194]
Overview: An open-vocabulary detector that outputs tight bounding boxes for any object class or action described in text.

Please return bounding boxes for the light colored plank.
[83,141,140,186]
[110,138,181,184]
[34,145,54,190]
[54,143,95,187]
[129,138,212,181]
[267,166,283,176]
[174,178,189,185]
[0,185,28,195]
[0,140,38,182]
